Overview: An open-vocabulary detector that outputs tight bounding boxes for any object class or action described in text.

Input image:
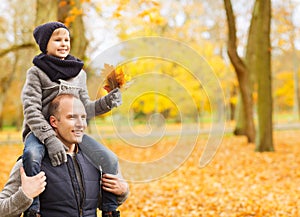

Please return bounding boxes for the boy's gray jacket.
[21,66,110,143]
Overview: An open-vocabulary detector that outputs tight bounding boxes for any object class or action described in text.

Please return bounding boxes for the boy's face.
[46,28,70,59]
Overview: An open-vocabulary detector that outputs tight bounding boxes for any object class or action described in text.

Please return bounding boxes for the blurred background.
[0,0,299,152]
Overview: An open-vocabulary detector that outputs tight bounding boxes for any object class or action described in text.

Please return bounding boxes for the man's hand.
[20,167,47,199]
[101,173,128,196]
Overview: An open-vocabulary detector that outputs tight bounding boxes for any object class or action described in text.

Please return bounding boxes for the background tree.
[0,0,36,129]
[35,0,57,24]
[224,0,274,150]
[253,0,273,151]
[223,0,255,143]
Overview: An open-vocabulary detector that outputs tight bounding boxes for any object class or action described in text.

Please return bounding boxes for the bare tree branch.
[0,43,35,57]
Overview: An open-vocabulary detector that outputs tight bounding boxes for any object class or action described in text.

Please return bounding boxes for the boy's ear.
[49,115,57,128]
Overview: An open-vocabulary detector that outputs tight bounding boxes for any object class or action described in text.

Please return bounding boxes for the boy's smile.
[46,28,70,59]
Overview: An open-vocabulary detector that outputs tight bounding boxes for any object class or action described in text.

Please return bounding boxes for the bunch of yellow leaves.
[102,63,130,93]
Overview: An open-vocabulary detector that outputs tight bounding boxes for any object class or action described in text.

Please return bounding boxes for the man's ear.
[49,115,57,128]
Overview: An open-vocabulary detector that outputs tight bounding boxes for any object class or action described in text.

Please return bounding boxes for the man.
[0,94,128,217]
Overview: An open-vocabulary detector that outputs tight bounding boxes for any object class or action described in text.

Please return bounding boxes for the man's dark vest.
[40,150,100,217]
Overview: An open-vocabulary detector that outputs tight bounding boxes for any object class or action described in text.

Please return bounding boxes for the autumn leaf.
[102,63,129,93]
[58,0,67,7]
[69,7,83,16]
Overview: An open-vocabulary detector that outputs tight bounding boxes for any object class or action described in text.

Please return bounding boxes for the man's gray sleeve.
[0,160,33,217]
[116,170,129,205]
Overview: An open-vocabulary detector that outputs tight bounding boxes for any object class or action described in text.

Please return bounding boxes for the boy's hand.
[45,136,67,166]
[99,88,122,111]
[105,88,122,108]
[20,167,46,198]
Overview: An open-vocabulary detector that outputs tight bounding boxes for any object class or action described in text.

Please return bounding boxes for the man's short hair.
[48,94,80,119]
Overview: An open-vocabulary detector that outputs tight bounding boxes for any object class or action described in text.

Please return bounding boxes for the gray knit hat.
[33,22,69,53]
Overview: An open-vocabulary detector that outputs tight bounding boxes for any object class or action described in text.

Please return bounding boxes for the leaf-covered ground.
[0,130,300,216]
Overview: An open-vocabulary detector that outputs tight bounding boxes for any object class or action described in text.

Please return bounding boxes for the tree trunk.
[233,93,246,135]
[223,0,255,143]
[35,0,57,25]
[254,0,274,152]
[229,85,237,121]
[0,44,19,130]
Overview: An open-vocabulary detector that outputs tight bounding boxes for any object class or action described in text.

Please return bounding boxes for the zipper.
[67,153,84,217]
[76,154,86,217]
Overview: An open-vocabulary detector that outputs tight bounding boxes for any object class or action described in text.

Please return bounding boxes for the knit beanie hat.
[33,22,69,53]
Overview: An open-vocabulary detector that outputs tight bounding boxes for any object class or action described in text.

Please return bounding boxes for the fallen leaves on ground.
[0,144,22,189]
[1,130,300,216]
[117,130,300,217]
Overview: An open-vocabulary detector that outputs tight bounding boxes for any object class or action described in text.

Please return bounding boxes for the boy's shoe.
[102,210,120,217]
[23,210,41,217]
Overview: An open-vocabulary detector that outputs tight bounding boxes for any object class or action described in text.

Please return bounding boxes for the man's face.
[51,97,87,147]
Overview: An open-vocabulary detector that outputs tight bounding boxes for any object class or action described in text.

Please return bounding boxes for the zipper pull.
[99,166,103,185]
